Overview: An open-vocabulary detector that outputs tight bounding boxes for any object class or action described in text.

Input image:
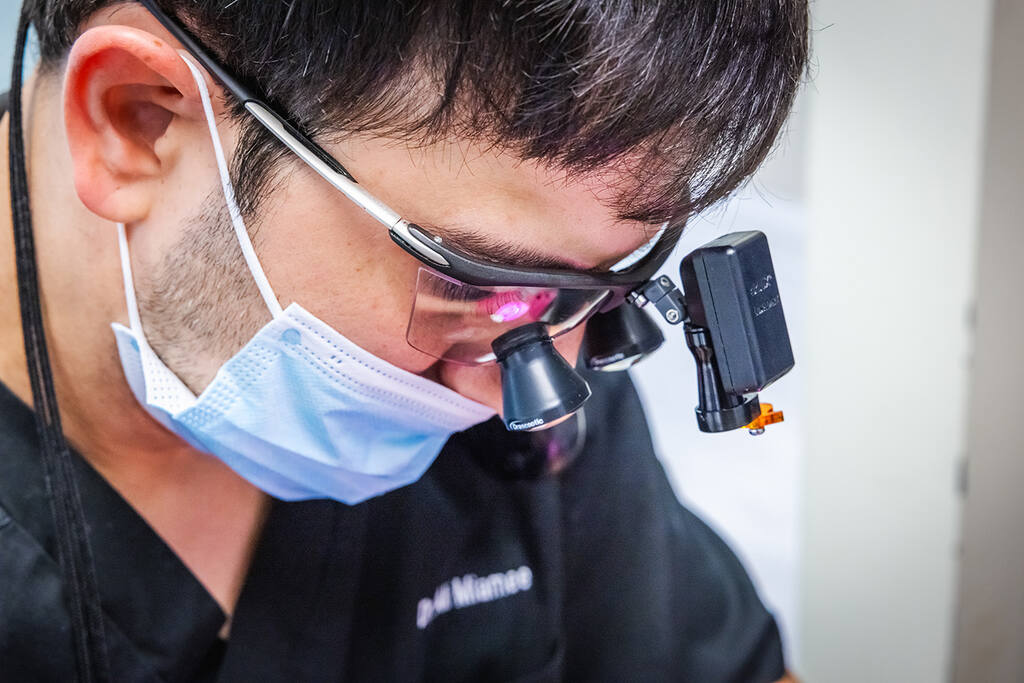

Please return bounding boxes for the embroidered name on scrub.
[417,566,533,629]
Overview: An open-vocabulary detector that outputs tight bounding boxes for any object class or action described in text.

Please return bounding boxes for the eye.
[432,279,492,302]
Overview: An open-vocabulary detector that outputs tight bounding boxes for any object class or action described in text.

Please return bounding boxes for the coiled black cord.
[8,6,110,682]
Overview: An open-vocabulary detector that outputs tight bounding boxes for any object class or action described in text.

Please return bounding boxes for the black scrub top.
[0,370,786,682]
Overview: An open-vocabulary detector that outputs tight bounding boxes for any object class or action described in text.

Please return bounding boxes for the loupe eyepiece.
[581,303,665,372]
[492,323,591,432]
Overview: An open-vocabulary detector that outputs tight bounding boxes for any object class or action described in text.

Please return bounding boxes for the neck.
[0,73,268,617]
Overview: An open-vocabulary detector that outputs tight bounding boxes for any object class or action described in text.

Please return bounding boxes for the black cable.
[8,7,110,682]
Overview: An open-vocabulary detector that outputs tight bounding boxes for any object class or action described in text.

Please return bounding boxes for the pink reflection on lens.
[490,300,531,323]
[528,291,557,318]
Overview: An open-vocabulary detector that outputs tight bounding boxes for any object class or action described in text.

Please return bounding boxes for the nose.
[436,325,588,417]
[552,326,587,369]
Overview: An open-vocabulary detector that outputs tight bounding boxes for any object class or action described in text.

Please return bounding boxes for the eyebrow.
[420,223,592,271]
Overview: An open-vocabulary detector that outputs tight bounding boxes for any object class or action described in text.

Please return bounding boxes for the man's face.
[124,112,659,416]
[50,11,664,419]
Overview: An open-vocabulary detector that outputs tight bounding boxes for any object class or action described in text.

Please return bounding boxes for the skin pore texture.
[0,7,658,621]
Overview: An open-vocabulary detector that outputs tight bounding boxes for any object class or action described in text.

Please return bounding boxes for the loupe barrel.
[581,304,665,372]
[493,323,591,432]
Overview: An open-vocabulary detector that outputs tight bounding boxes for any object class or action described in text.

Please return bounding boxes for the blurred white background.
[2,2,1021,681]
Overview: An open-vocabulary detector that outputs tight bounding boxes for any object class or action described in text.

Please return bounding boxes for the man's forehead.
[421,220,665,273]
[327,135,665,271]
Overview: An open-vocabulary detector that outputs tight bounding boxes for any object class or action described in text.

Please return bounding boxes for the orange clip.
[745,402,784,434]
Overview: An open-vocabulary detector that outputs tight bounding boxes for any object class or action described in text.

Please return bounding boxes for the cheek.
[305,267,441,376]
[438,362,504,414]
[553,325,587,365]
[252,190,440,375]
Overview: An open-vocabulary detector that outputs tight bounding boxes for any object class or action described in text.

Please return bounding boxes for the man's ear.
[63,25,210,224]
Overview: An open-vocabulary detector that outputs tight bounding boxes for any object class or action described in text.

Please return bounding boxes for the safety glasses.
[140,0,680,365]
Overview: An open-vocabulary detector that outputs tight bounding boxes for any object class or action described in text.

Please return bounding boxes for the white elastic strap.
[116,222,146,335]
[179,52,283,318]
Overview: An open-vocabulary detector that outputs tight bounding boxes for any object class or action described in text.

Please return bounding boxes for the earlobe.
[63,25,209,224]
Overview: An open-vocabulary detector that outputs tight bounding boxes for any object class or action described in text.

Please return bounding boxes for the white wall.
[0,6,16,92]
[799,1,992,680]
[952,1,1024,680]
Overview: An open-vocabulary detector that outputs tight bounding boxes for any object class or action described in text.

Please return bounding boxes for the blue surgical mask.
[110,54,494,504]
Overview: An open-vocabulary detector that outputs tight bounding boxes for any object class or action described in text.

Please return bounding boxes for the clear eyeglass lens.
[406,268,609,365]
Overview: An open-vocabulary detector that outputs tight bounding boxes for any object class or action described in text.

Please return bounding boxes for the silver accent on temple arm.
[245,101,449,267]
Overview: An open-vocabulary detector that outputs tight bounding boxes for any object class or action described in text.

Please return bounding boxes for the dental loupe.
[495,231,794,435]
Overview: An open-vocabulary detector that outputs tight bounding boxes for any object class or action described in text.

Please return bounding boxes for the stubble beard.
[136,189,270,395]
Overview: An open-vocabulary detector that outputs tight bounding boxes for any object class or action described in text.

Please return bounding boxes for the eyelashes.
[430,279,494,302]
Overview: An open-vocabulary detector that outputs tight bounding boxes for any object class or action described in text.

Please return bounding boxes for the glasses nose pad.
[492,323,591,432]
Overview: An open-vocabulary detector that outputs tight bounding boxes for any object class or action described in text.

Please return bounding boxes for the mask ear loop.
[115,223,145,336]
[178,52,283,319]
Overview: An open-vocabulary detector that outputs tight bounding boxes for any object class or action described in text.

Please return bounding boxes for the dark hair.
[24,0,809,222]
